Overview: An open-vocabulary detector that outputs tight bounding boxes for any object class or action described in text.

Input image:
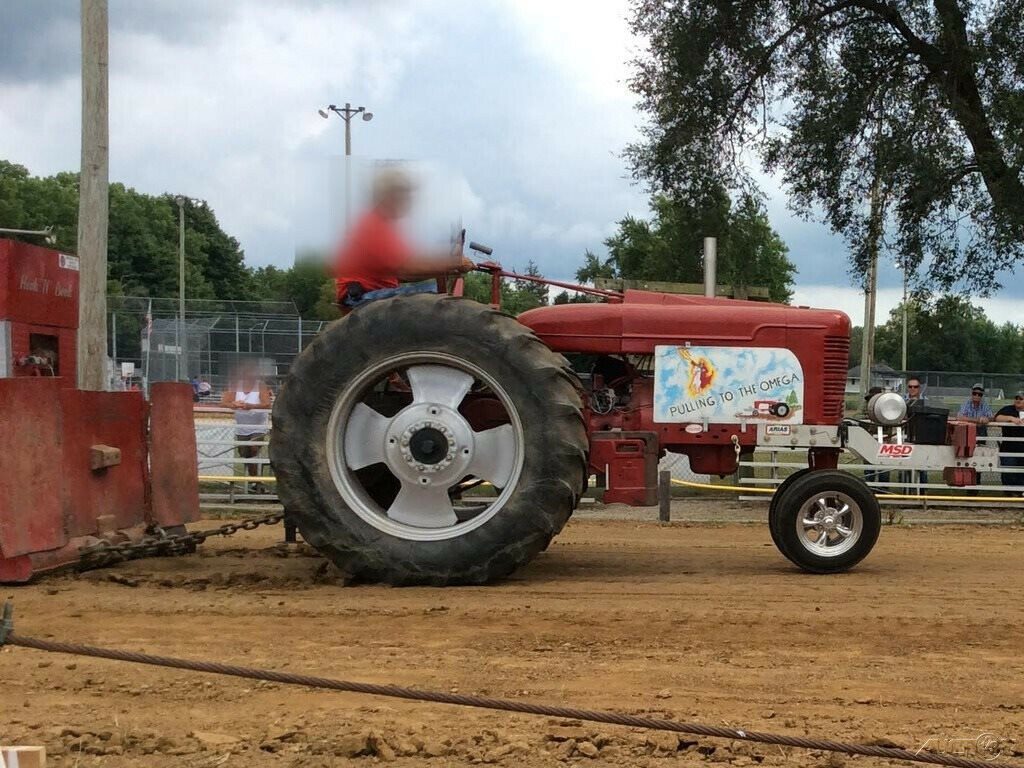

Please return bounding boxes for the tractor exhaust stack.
[703,237,717,298]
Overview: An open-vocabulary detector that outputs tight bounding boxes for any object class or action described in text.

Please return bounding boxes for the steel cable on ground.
[0,610,1016,768]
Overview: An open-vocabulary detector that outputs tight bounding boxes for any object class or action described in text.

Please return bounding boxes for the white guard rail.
[195,407,277,504]
[739,424,1024,508]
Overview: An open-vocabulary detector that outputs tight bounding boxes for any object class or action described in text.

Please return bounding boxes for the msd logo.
[878,443,914,459]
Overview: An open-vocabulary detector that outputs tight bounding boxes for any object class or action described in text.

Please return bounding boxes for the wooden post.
[658,470,671,522]
[76,0,109,391]
[1,746,47,768]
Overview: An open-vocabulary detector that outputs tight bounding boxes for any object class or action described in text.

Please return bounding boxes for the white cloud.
[11,0,1017,305]
[501,0,637,105]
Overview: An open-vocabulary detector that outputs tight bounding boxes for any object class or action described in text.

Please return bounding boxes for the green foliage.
[512,260,549,311]
[553,290,599,305]
[0,161,79,250]
[247,253,338,319]
[0,161,249,301]
[461,267,552,315]
[848,325,865,369]
[0,160,342,319]
[580,191,796,302]
[628,0,1024,293]
[575,250,617,284]
[853,296,1024,373]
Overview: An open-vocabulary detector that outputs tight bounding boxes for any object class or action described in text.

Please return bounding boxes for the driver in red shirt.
[334,168,474,309]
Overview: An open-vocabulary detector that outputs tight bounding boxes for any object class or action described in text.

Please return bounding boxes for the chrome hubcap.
[796,492,863,557]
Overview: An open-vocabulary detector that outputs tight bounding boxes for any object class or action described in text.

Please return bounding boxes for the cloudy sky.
[1,0,1019,324]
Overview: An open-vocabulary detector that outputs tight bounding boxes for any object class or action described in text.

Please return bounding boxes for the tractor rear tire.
[770,469,880,573]
[270,294,588,585]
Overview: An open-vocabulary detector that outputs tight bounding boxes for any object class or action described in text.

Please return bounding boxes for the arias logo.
[878,443,914,459]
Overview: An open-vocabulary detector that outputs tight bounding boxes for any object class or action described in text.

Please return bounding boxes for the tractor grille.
[822,335,849,422]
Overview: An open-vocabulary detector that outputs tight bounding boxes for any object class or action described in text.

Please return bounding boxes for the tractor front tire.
[270,294,588,585]
[770,469,880,573]
[767,467,814,554]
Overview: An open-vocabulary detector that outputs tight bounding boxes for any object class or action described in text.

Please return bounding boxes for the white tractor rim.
[325,352,525,542]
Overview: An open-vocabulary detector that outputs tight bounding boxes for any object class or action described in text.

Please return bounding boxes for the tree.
[248,254,341,320]
[580,191,796,302]
[851,296,1024,373]
[848,325,865,369]
[0,160,78,250]
[512,260,549,310]
[1,161,247,301]
[724,194,796,302]
[553,290,599,305]
[575,249,617,284]
[628,0,1024,292]
[179,196,249,300]
[461,266,550,315]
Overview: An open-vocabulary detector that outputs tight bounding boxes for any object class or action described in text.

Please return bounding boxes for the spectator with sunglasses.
[958,384,993,436]
[903,376,929,486]
[994,392,1024,495]
[903,376,927,407]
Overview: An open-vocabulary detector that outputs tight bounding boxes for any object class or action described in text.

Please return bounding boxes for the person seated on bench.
[334,168,474,310]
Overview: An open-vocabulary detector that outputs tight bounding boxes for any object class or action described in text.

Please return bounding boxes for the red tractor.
[269,242,902,585]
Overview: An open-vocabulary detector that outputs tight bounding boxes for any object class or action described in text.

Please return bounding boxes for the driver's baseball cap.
[972,383,984,393]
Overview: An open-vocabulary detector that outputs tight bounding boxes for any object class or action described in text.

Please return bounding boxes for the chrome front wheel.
[770,470,881,573]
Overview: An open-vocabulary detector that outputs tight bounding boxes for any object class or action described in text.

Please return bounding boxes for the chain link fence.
[107,296,330,395]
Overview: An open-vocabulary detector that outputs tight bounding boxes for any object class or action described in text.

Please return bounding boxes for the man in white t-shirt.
[221,361,272,494]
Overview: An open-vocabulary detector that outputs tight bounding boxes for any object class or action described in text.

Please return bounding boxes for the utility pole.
[319,103,373,229]
[175,196,187,380]
[860,173,883,400]
[860,255,877,400]
[901,263,909,373]
[76,0,109,391]
[860,112,887,400]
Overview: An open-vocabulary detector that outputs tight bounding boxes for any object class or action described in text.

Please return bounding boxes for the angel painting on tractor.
[269,172,997,587]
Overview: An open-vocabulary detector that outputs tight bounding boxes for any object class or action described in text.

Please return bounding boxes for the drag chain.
[76,511,285,569]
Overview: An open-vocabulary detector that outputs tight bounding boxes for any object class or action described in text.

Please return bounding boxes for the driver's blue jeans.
[342,281,437,308]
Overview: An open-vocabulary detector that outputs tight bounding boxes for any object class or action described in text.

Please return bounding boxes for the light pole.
[318,102,373,229]
[173,196,208,380]
[174,196,186,381]
[901,260,909,374]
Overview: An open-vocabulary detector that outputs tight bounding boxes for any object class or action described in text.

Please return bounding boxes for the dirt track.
[2,509,1023,767]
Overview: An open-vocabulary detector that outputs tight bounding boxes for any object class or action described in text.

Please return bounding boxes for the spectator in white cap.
[958,383,993,435]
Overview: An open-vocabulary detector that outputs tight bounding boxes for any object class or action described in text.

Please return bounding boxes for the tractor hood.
[517,289,850,356]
